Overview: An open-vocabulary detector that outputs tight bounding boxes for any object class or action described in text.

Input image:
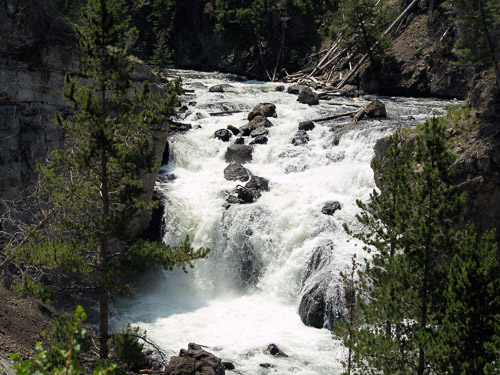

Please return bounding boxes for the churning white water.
[115,71,458,374]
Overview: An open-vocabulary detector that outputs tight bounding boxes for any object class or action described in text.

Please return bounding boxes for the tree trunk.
[99,150,110,360]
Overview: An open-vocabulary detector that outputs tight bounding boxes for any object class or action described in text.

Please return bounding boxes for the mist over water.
[114,71,458,374]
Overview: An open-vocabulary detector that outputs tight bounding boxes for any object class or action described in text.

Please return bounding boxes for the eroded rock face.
[164,343,225,375]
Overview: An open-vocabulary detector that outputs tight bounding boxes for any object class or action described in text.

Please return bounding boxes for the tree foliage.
[10,306,116,375]
[14,0,208,359]
[338,118,492,375]
[448,0,500,88]
[338,0,394,71]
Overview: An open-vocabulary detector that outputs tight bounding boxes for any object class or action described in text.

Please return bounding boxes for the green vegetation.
[448,0,500,88]
[149,35,174,71]
[12,0,208,360]
[338,0,394,72]
[10,307,116,375]
[338,118,500,374]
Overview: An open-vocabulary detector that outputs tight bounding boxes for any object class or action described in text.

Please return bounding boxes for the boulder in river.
[215,129,232,142]
[292,130,310,146]
[275,85,285,92]
[297,87,319,106]
[227,125,240,135]
[245,176,270,192]
[225,144,253,163]
[233,137,245,145]
[237,185,255,204]
[224,163,251,182]
[287,84,308,95]
[250,127,269,138]
[364,99,387,118]
[164,343,225,375]
[240,115,273,136]
[248,103,277,120]
[249,135,268,145]
[209,84,232,93]
[298,283,326,329]
[266,344,289,358]
[298,120,315,131]
[321,201,341,215]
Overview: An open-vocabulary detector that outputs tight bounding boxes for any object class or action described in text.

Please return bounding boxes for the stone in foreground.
[164,343,225,375]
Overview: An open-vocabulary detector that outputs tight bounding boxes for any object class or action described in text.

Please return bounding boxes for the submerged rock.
[248,103,277,120]
[266,344,288,358]
[164,343,225,375]
[225,144,253,163]
[224,163,251,182]
[292,130,310,146]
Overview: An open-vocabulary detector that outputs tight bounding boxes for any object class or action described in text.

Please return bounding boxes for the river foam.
[114,70,458,374]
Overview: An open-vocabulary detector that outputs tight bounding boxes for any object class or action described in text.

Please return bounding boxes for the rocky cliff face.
[0,3,166,232]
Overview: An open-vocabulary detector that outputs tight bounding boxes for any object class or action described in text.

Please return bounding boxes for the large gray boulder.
[224,163,250,182]
[248,103,277,120]
[225,144,253,163]
[164,343,225,375]
[364,99,387,118]
[297,87,319,105]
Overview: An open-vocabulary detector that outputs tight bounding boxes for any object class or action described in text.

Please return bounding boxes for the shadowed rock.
[224,163,250,182]
[164,343,225,375]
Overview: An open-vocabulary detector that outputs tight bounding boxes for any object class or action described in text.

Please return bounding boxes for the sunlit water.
[114,70,458,374]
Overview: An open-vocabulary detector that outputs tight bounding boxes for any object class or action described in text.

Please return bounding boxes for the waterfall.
[115,70,457,374]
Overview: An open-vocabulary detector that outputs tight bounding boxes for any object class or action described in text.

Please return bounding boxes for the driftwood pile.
[282,0,420,90]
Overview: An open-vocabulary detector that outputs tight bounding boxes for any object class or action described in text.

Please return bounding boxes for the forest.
[0,0,499,374]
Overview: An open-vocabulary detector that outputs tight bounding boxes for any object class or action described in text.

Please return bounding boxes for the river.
[114,70,458,374]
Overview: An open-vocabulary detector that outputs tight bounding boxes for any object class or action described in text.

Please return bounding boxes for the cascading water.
[115,71,458,374]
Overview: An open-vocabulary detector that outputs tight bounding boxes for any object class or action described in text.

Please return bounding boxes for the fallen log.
[311,111,357,122]
[209,110,244,117]
[337,0,420,89]
[326,101,364,108]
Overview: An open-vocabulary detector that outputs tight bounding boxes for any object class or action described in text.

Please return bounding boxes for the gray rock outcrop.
[164,343,225,375]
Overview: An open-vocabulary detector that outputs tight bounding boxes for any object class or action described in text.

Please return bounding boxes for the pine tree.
[16,0,208,359]
[448,0,500,88]
[338,0,394,72]
[149,35,174,71]
[339,118,464,374]
[437,226,500,375]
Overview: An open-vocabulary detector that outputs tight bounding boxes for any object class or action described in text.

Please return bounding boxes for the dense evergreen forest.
[0,0,499,374]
